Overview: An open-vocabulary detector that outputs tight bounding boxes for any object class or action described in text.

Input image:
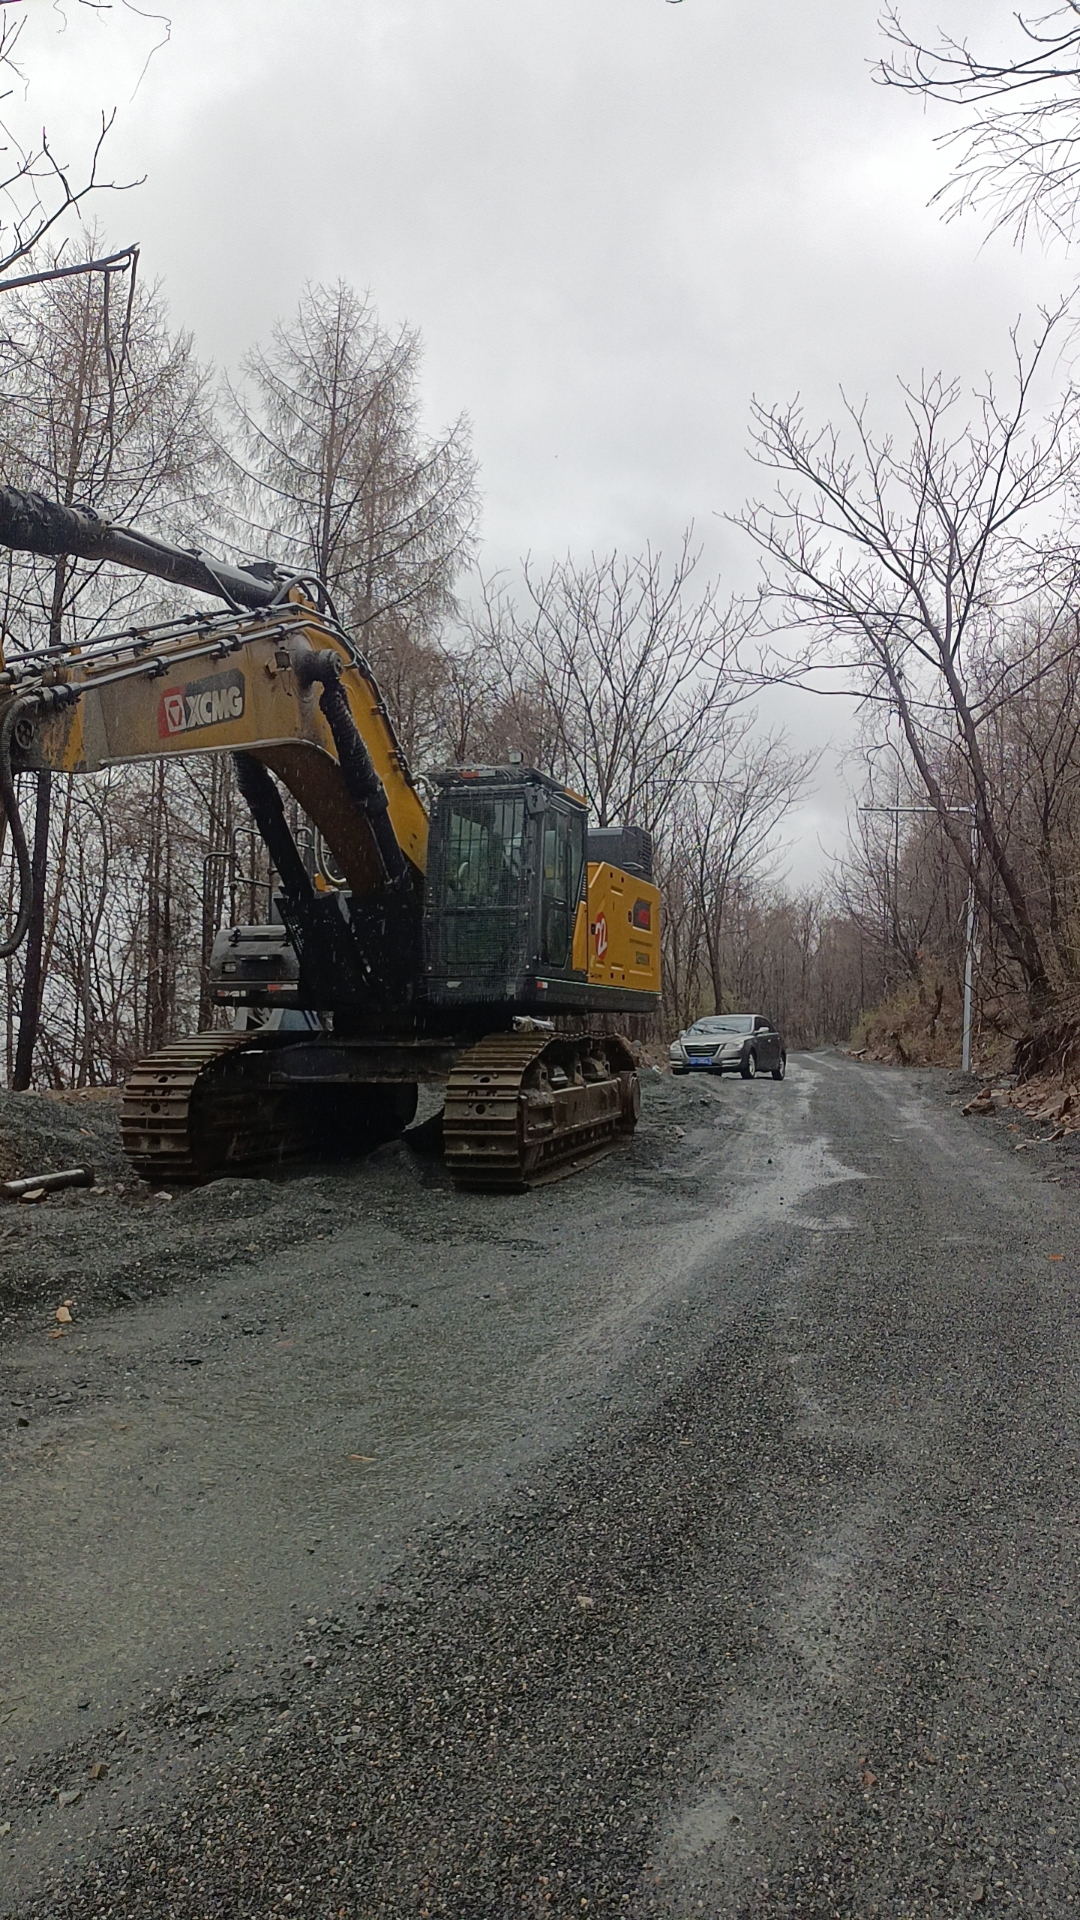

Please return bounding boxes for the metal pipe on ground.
[1,1165,95,1200]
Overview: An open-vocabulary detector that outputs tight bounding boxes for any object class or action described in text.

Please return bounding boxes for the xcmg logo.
[157,668,245,738]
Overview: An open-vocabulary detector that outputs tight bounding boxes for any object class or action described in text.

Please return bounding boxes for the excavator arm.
[0,488,428,964]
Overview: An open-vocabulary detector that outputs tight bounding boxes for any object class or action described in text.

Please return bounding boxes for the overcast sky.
[17,0,1076,878]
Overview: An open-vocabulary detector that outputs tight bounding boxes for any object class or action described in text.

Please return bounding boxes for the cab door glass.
[540,810,583,969]
[441,795,525,971]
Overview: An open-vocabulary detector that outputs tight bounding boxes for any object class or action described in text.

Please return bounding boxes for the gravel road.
[3,1053,1080,1917]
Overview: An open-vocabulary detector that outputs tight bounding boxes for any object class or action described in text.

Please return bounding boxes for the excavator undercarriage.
[443,1030,640,1190]
[120,1033,419,1184]
[120,1025,640,1191]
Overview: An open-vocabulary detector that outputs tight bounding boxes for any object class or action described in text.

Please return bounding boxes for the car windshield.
[687,1015,754,1036]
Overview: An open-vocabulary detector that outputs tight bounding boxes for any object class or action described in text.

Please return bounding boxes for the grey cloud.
[17,0,1070,873]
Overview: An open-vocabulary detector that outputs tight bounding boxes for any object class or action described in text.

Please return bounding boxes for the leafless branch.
[0,10,144,279]
[738,311,1080,1010]
[877,3,1080,240]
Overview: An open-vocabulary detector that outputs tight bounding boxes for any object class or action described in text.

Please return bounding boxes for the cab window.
[540,808,584,968]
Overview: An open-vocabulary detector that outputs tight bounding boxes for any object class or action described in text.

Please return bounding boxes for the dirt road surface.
[2,1054,1080,1916]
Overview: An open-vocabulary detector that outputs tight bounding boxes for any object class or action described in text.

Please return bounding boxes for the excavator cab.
[423,766,587,1010]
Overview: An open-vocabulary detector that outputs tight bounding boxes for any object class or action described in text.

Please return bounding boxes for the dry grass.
[848,973,1080,1140]
[847,976,1013,1075]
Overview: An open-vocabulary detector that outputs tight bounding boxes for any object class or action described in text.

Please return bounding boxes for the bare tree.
[980,610,1080,979]
[654,818,706,1033]
[227,281,480,728]
[739,310,1080,1015]
[877,2,1080,241]
[0,239,217,1085]
[650,729,812,1030]
[686,729,816,1014]
[469,536,746,835]
[670,874,872,1049]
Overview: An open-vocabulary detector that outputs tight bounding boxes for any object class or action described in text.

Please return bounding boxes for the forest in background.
[0,259,888,1087]
[6,248,1080,1088]
[11,1,1080,1087]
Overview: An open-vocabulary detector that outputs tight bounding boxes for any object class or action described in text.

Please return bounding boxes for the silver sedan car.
[669,1013,786,1080]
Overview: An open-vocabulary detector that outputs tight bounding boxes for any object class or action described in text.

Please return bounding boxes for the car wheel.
[771,1053,786,1081]
[740,1051,757,1080]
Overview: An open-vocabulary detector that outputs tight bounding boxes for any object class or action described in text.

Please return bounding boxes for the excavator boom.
[0,493,429,920]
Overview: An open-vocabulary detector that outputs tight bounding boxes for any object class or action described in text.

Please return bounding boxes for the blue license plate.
[689,1055,713,1066]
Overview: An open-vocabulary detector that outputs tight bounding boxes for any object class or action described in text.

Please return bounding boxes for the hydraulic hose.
[0,695,41,958]
[232,752,315,901]
[295,651,411,890]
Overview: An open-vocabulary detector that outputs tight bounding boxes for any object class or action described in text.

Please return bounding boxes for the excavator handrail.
[0,604,313,693]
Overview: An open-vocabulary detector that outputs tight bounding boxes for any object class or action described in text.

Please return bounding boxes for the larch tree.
[227,281,480,761]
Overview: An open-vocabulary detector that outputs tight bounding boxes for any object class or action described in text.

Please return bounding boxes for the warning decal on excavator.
[158,668,245,738]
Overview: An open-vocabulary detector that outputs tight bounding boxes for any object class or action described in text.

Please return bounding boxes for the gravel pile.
[0,1066,689,1356]
[0,1089,127,1187]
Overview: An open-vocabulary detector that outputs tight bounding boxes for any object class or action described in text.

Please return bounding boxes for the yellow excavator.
[0,488,661,1189]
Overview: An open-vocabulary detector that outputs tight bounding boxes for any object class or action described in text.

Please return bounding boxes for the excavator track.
[122,1032,282,1182]
[443,1030,640,1191]
[121,1031,417,1182]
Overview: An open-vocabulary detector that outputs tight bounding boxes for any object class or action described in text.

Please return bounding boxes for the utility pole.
[860,803,979,1075]
[960,814,979,1076]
